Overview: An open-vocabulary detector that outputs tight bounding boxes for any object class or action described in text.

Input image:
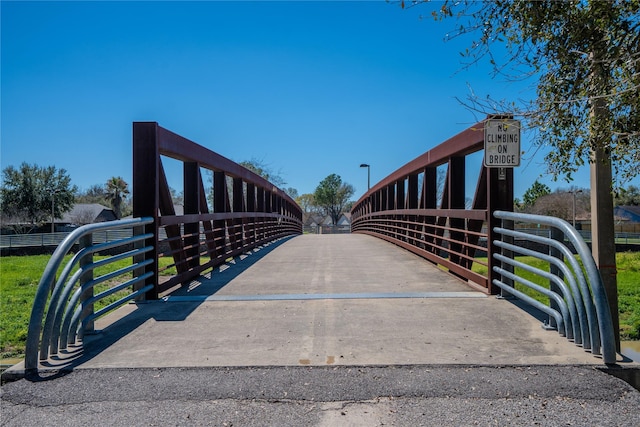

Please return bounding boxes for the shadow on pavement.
[24,236,297,380]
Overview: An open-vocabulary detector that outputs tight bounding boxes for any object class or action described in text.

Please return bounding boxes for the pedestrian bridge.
[18,233,614,373]
[14,121,624,378]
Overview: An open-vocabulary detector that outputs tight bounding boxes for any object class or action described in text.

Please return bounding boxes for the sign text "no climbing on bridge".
[484,118,521,167]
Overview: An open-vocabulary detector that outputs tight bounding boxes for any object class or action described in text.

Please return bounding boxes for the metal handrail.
[133,122,303,298]
[493,232,592,349]
[350,120,506,293]
[25,217,155,373]
[492,211,616,365]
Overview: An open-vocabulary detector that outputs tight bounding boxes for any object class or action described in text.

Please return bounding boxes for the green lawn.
[0,254,177,359]
[473,251,640,341]
[1,255,53,358]
[616,252,640,340]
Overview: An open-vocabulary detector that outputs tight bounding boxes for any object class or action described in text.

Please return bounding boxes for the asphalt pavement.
[2,365,640,426]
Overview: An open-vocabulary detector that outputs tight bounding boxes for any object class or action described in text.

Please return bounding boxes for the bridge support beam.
[133,122,160,300]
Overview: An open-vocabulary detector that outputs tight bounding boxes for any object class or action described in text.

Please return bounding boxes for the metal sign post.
[484,117,520,296]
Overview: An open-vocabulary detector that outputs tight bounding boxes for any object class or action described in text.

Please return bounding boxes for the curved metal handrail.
[492,211,616,365]
[25,217,154,373]
[494,228,593,349]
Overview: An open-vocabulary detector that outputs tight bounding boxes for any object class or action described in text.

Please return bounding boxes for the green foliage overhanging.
[416,0,640,186]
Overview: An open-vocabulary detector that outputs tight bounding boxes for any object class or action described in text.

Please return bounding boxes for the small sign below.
[484,119,521,167]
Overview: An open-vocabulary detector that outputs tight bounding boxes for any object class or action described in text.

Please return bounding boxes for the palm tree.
[105,176,129,219]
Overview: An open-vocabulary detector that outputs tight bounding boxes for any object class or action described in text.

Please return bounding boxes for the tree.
[239,158,286,188]
[423,0,639,184]
[521,180,551,209]
[513,197,523,211]
[105,176,129,219]
[614,185,640,206]
[296,193,320,214]
[75,184,107,204]
[169,186,184,206]
[313,174,355,225]
[0,162,76,232]
[343,200,355,213]
[284,187,299,200]
[531,189,590,222]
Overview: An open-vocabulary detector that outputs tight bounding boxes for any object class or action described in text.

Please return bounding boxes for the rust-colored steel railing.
[133,122,302,298]
[350,119,513,294]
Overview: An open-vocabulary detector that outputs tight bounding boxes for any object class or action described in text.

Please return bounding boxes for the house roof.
[303,213,325,226]
[614,206,640,222]
[61,203,115,224]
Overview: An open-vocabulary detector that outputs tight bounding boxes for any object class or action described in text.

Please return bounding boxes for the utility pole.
[570,189,583,227]
[589,50,619,351]
[50,189,59,234]
[590,145,619,351]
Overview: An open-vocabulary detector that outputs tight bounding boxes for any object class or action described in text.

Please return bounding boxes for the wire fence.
[2,228,639,249]
[0,230,135,249]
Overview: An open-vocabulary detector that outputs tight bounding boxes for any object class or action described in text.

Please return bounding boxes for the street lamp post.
[50,189,60,234]
[570,189,583,227]
[360,163,370,191]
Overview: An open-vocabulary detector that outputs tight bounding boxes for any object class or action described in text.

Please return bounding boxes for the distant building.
[336,212,352,228]
[614,206,640,223]
[303,213,326,229]
[60,203,117,229]
[302,212,351,234]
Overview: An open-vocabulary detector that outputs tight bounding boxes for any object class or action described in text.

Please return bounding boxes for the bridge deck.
[44,234,614,371]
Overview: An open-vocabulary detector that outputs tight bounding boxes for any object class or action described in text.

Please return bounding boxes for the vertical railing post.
[488,167,514,294]
[133,223,147,302]
[408,173,418,245]
[383,186,391,236]
[449,157,465,266]
[184,162,201,269]
[548,226,564,330]
[265,190,273,239]
[498,215,515,299]
[232,177,244,250]
[247,183,256,245]
[397,178,406,241]
[424,167,437,254]
[78,234,95,335]
[257,186,265,241]
[213,171,227,258]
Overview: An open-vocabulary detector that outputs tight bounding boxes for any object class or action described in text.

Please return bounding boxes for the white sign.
[484,119,521,167]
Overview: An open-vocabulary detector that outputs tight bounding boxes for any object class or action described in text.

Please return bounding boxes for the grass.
[0,254,177,359]
[617,252,640,340]
[0,255,53,358]
[473,251,640,341]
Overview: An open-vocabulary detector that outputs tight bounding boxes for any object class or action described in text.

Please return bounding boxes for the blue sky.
[3,1,637,203]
